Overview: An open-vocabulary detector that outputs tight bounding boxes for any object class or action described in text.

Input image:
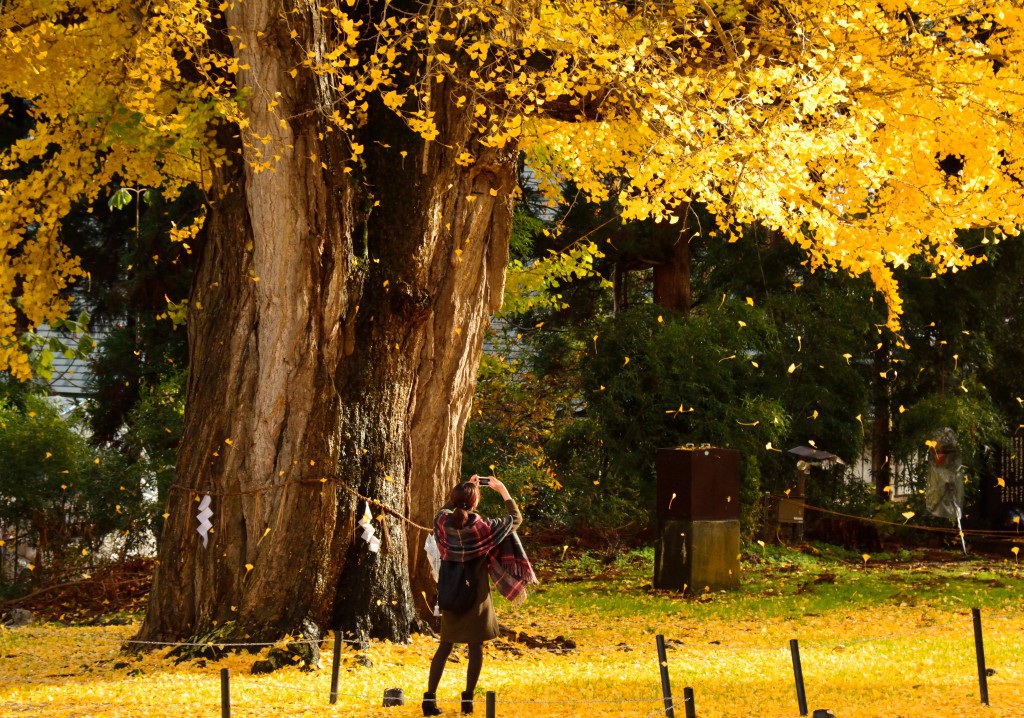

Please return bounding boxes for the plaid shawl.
[434,509,538,604]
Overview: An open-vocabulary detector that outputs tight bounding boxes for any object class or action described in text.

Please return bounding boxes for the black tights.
[427,641,483,695]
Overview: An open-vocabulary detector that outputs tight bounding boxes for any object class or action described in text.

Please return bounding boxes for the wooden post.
[220,667,230,718]
[972,608,989,705]
[790,639,808,717]
[683,686,696,718]
[656,634,676,718]
[486,690,496,718]
[330,630,342,704]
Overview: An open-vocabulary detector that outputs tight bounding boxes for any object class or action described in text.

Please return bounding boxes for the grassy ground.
[2,543,1022,717]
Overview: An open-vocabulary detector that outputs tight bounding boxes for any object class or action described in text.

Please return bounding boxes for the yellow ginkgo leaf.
[997,477,1006,488]
[861,554,870,565]
[623,356,630,365]
[245,563,254,572]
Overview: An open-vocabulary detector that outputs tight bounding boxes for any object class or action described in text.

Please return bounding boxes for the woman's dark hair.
[445,482,480,530]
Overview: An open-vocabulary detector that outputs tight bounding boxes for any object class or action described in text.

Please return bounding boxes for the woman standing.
[423,475,537,715]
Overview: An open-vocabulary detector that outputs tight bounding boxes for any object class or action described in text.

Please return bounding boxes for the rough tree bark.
[138,0,515,646]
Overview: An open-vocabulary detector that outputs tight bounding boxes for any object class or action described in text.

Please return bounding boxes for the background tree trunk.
[871,337,892,499]
[139,0,515,645]
[652,212,693,315]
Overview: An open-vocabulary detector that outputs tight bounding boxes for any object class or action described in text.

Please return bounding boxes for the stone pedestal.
[654,519,740,591]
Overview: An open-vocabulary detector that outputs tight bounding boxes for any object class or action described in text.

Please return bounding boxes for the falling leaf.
[842,353,852,364]
[862,554,870,565]
[657,315,664,323]
[787,363,797,373]
[902,511,915,523]
[623,356,630,365]
[745,297,754,306]
[245,563,254,572]
[997,477,1006,488]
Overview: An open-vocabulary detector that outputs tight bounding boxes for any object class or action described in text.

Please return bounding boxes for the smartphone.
[479,476,491,486]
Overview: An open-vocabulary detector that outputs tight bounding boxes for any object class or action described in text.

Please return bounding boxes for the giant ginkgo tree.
[1,0,1022,644]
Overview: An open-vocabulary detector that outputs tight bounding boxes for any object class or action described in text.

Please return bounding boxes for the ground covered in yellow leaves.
[3,545,1023,717]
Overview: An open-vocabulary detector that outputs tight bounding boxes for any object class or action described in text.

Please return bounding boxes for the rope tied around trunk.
[167,474,433,533]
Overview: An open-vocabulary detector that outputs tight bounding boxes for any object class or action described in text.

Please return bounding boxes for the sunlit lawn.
[2,544,1022,717]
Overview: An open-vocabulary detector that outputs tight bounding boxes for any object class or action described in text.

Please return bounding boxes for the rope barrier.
[514,696,665,704]
[239,675,375,702]
[644,696,689,718]
[3,627,366,650]
[787,499,1023,538]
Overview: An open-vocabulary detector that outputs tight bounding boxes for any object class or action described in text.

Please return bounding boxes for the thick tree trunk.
[331,85,514,639]
[138,0,515,646]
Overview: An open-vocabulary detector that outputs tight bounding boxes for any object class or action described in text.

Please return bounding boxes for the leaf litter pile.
[2,545,1023,717]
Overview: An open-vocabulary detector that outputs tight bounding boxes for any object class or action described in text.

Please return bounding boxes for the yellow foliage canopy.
[2,0,1023,375]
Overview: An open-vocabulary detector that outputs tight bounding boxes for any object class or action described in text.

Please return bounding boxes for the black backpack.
[437,559,478,614]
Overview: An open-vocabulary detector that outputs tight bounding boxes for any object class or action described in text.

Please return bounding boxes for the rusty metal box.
[656,447,740,521]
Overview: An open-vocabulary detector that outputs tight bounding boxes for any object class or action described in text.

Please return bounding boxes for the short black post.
[486,690,496,718]
[790,639,808,717]
[220,667,230,718]
[683,686,696,718]
[656,634,676,718]
[330,630,343,705]
[972,608,989,705]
